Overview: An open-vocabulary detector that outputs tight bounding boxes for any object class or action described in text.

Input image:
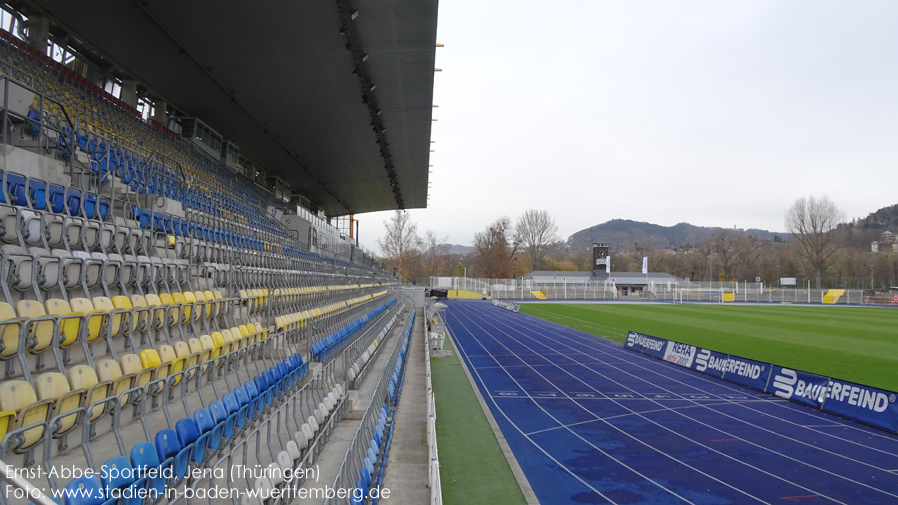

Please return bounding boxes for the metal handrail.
[0,457,57,505]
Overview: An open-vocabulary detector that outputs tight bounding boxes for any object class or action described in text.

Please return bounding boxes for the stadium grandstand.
[0,1,438,505]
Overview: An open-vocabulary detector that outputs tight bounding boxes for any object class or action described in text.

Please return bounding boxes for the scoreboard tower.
[593,242,610,274]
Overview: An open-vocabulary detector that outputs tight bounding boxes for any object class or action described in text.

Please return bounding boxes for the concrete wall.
[281,213,311,249]
[0,145,72,185]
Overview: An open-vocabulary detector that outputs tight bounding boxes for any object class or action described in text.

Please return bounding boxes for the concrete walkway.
[379,308,428,505]
[294,311,408,504]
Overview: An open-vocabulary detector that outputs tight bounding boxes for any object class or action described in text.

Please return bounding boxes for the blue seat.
[64,475,105,505]
[5,172,27,206]
[194,408,219,454]
[154,429,179,460]
[175,418,201,475]
[130,441,166,501]
[98,197,110,221]
[234,386,253,420]
[352,479,366,504]
[175,417,199,449]
[100,456,139,505]
[46,184,65,214]
[253,376,270,406]
[210,400,234,441]
[65,188,81,217]
[263,369,280,397]
[27,108,40,134]
[83,193,98,219]
[360,466,372,487]
[27,178,46,210]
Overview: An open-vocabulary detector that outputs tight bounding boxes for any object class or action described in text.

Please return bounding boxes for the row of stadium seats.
[18,296,405,505]
[0,31,292,242]
[0,285,396,389]
[244,303,409,505]
[326,310,415,505]
[0,22,409,505]
[0,165,288,267]
[39,337,312,505]
[345,311,402,389]
[311,299,397,361]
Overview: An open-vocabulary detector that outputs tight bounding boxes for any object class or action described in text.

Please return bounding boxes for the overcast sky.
[357,0,898,253]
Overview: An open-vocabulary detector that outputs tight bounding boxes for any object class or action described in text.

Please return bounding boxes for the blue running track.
[444,301,898,505]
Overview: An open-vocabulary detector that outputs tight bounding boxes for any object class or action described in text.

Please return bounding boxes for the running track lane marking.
[451,305,774,504]
[481,303,898,496]
[453,304,838,503]
[452,302,898,503]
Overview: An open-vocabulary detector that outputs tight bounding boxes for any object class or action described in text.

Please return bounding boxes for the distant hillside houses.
[871,231,897,253]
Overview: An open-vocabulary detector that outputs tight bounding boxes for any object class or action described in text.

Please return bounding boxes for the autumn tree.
[785,196,846,288]
[472,216,519,278]
[377,210,420,278]
[515,209,559,272]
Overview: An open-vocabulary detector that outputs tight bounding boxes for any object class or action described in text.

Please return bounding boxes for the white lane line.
[452,304,769,505]
[506,305,898,455]
[483,304,898,492]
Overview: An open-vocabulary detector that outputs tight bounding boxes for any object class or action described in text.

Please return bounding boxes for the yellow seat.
[92,297,121,337]
[209,332,225,359]
[70,298,106,344]
[144,294,166,331]
[158,345,185,385]
[0,380,52,451]
[0,302,23,360]
[0,409,14,442]
[15,300,54,353]
[35,372,84,436]
[220,330,236,355]
[212,290,225,319]
[67,365,110,421]
[174,341,198,378]
[112,295,139,335]
[253,322,268,341]
[191,336,214,364]
[44,299,82,348]
[229,326,246,349]
[96,358,135,404]
[195,291,212,319]
[119,354,156,388]
[173,292,192,325]
[159,293,179,329]
[184,291,201,323]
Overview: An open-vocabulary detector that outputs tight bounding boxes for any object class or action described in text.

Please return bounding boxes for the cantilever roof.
[20,0,438,216]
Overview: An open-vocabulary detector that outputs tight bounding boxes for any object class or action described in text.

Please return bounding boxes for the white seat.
[294,429,309,451]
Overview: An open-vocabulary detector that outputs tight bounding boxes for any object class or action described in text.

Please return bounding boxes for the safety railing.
[425,323,442,505]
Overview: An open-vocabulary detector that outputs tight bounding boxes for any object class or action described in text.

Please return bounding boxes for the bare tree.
[710,230,751,281]
[420,230,449,277]
[377,210,420,278]
[785,195,846,288]
[473,216,519,278]
[515,210,559,272]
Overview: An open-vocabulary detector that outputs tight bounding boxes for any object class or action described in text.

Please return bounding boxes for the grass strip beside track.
[430,337,528,505]
[521,303,898,392]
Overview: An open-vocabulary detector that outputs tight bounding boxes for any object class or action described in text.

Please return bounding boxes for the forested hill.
[857,203,898,230]
[568,219,784,251]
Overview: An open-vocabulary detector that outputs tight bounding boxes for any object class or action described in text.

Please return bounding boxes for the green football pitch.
[520,303,898,392]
